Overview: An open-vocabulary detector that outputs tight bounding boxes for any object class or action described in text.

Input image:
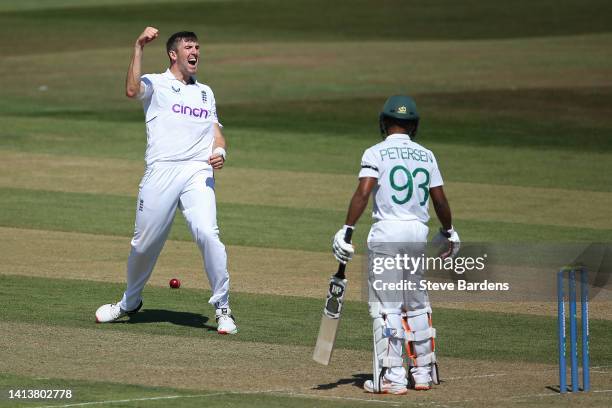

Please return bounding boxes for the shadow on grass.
[122,309,218,331]
[545,384,586,394]
[315,372,455,392]
[313,373,370,390]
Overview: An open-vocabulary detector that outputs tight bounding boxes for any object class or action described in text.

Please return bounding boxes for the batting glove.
[432,226,460,259]
[332,225,355,264]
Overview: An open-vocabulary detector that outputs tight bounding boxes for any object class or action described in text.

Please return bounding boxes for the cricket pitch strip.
[2,321,611,408]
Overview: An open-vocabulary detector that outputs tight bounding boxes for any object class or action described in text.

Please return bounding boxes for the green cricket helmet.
[379,95,420,138]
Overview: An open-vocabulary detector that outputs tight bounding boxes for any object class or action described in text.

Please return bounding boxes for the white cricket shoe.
[409,368,434,391]
[364,378,408,395]
[95,301,142,323]
[414,382,431,391]
[215,308,238,335]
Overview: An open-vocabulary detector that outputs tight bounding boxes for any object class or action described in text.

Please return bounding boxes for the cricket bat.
[313,228,353,365]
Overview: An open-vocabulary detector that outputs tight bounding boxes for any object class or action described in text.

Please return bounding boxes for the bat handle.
[335,227,353,280]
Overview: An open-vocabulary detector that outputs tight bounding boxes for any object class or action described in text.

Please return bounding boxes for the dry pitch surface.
[2,321,611,407]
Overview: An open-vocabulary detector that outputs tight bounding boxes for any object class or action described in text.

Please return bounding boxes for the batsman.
[332,95,460,394]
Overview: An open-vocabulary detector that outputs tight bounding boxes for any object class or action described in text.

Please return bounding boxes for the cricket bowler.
[95,27,237,335]
[332,95,460,393]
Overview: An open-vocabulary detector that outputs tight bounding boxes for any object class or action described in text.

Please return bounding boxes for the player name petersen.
[378,146,434,163]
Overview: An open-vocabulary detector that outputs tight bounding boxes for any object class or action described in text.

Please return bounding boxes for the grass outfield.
[1,0,612,407]
[2,274,612,364]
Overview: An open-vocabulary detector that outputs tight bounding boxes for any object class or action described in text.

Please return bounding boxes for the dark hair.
[382,116,419,138]
[166,31,198,55]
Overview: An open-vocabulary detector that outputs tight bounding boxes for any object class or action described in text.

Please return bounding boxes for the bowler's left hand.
[209,154,225,170]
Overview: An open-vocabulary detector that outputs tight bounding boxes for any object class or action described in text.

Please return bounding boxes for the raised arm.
[126,26,159,98]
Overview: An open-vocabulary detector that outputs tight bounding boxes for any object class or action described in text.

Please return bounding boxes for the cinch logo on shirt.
[172,104,210,119]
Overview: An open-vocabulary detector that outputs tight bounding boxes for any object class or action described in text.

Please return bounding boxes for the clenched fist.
[136,27,159,48]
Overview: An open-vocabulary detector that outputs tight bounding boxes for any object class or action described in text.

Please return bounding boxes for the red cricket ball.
[169,278,181,289]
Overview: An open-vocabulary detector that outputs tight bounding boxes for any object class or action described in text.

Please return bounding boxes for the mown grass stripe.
[0,0,210,13]
[4,226,611,320]
[2,115,611,193]
[2,151,611,229]
[0,226,360,301]
[2,1,612,57]
[1,274,611,365]
[1,188,610,251]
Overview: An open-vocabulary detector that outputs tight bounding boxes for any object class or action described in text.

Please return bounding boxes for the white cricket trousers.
[367,219,432,386]
[119,161,230,311]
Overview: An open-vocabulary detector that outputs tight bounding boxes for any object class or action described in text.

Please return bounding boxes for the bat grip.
[335,227,353,279]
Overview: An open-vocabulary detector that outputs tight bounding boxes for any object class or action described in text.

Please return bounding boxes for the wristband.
[440,226,454,238]
[212,147,226,161]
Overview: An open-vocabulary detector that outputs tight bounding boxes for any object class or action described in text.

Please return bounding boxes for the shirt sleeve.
[429,151,444,188]
[209,88,222,126]
[138,74,154,101]
[358,148,379,179]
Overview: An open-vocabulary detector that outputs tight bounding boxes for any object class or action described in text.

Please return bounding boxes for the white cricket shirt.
[359,134,443,223]
[138,69,220,166]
